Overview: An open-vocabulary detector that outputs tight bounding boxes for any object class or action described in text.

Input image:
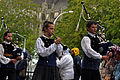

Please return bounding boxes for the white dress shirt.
[35,35,63,57]
[81,32,102,59]
[0,44,10,64]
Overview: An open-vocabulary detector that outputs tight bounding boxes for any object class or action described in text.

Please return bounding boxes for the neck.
[44,33,51,38]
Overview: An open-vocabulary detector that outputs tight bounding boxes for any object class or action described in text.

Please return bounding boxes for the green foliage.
[55,0,120,56]
[0,0,40,54]
[0,0,119,56]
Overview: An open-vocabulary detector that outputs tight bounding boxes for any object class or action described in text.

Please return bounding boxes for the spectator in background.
[71,48,81,80]
[113,46,120,80]
[57,46,74,80]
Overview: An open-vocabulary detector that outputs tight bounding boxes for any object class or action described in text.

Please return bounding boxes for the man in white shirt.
[0,31,21,80]
[81,20,109,80]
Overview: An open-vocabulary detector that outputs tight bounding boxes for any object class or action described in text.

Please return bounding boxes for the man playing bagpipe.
[0,31,22,80]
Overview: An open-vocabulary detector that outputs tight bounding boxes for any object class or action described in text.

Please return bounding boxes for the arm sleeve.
[0,55,11,64]
[57,56,67,68]
[81,36,102,59]
[35,38,57,57]
[0,44,10,64]
[57,55,72,69]
[56,44,63,57]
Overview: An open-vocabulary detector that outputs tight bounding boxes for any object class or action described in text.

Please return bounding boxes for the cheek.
[91,29,94,32]
[49,30,52,33]
[90,28,94,31]
[95,28,97,31]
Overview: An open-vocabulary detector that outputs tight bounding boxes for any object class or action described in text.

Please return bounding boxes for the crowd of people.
[0,20,120,80]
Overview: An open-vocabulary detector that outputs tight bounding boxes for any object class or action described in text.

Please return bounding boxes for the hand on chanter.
[102,56,109,61]
[10,59,17,64]
[54,37,62,44]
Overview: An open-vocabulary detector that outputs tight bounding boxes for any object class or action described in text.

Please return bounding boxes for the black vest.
[86,34,100,52]
[37,36,57,67]
[0,42,17,68]
[2,42,15,58]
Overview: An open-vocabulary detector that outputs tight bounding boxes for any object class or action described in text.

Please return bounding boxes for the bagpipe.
[75,1,90,32]
[0,17,7,31]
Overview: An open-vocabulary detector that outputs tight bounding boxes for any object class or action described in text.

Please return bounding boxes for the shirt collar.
[3,41,11,44]
[43,35,50,39]
[88,32,96,38]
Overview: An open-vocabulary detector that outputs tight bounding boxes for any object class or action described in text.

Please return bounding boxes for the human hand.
[10,59,17,64]
[108,52,113,57]
[54,37,61,44]
[102,56,109,61]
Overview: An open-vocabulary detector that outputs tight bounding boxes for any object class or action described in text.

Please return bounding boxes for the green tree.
[55,0,120,56]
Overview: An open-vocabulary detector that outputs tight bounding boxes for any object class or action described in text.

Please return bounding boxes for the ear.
[86,27,89,31]
[5,36,7,38]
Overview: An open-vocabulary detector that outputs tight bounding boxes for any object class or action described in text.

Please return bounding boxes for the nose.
[94,28,97,31]
[10,37,12,40]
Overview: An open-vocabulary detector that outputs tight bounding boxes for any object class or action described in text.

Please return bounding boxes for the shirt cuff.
[99,55,102,59]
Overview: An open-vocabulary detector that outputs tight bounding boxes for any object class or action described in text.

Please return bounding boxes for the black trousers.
[0,68,16,80]
[81,69,101,80]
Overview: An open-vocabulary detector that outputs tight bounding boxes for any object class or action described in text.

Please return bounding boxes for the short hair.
[86,20,97,28]
[3,30,12,40]
[42,21,53,31]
